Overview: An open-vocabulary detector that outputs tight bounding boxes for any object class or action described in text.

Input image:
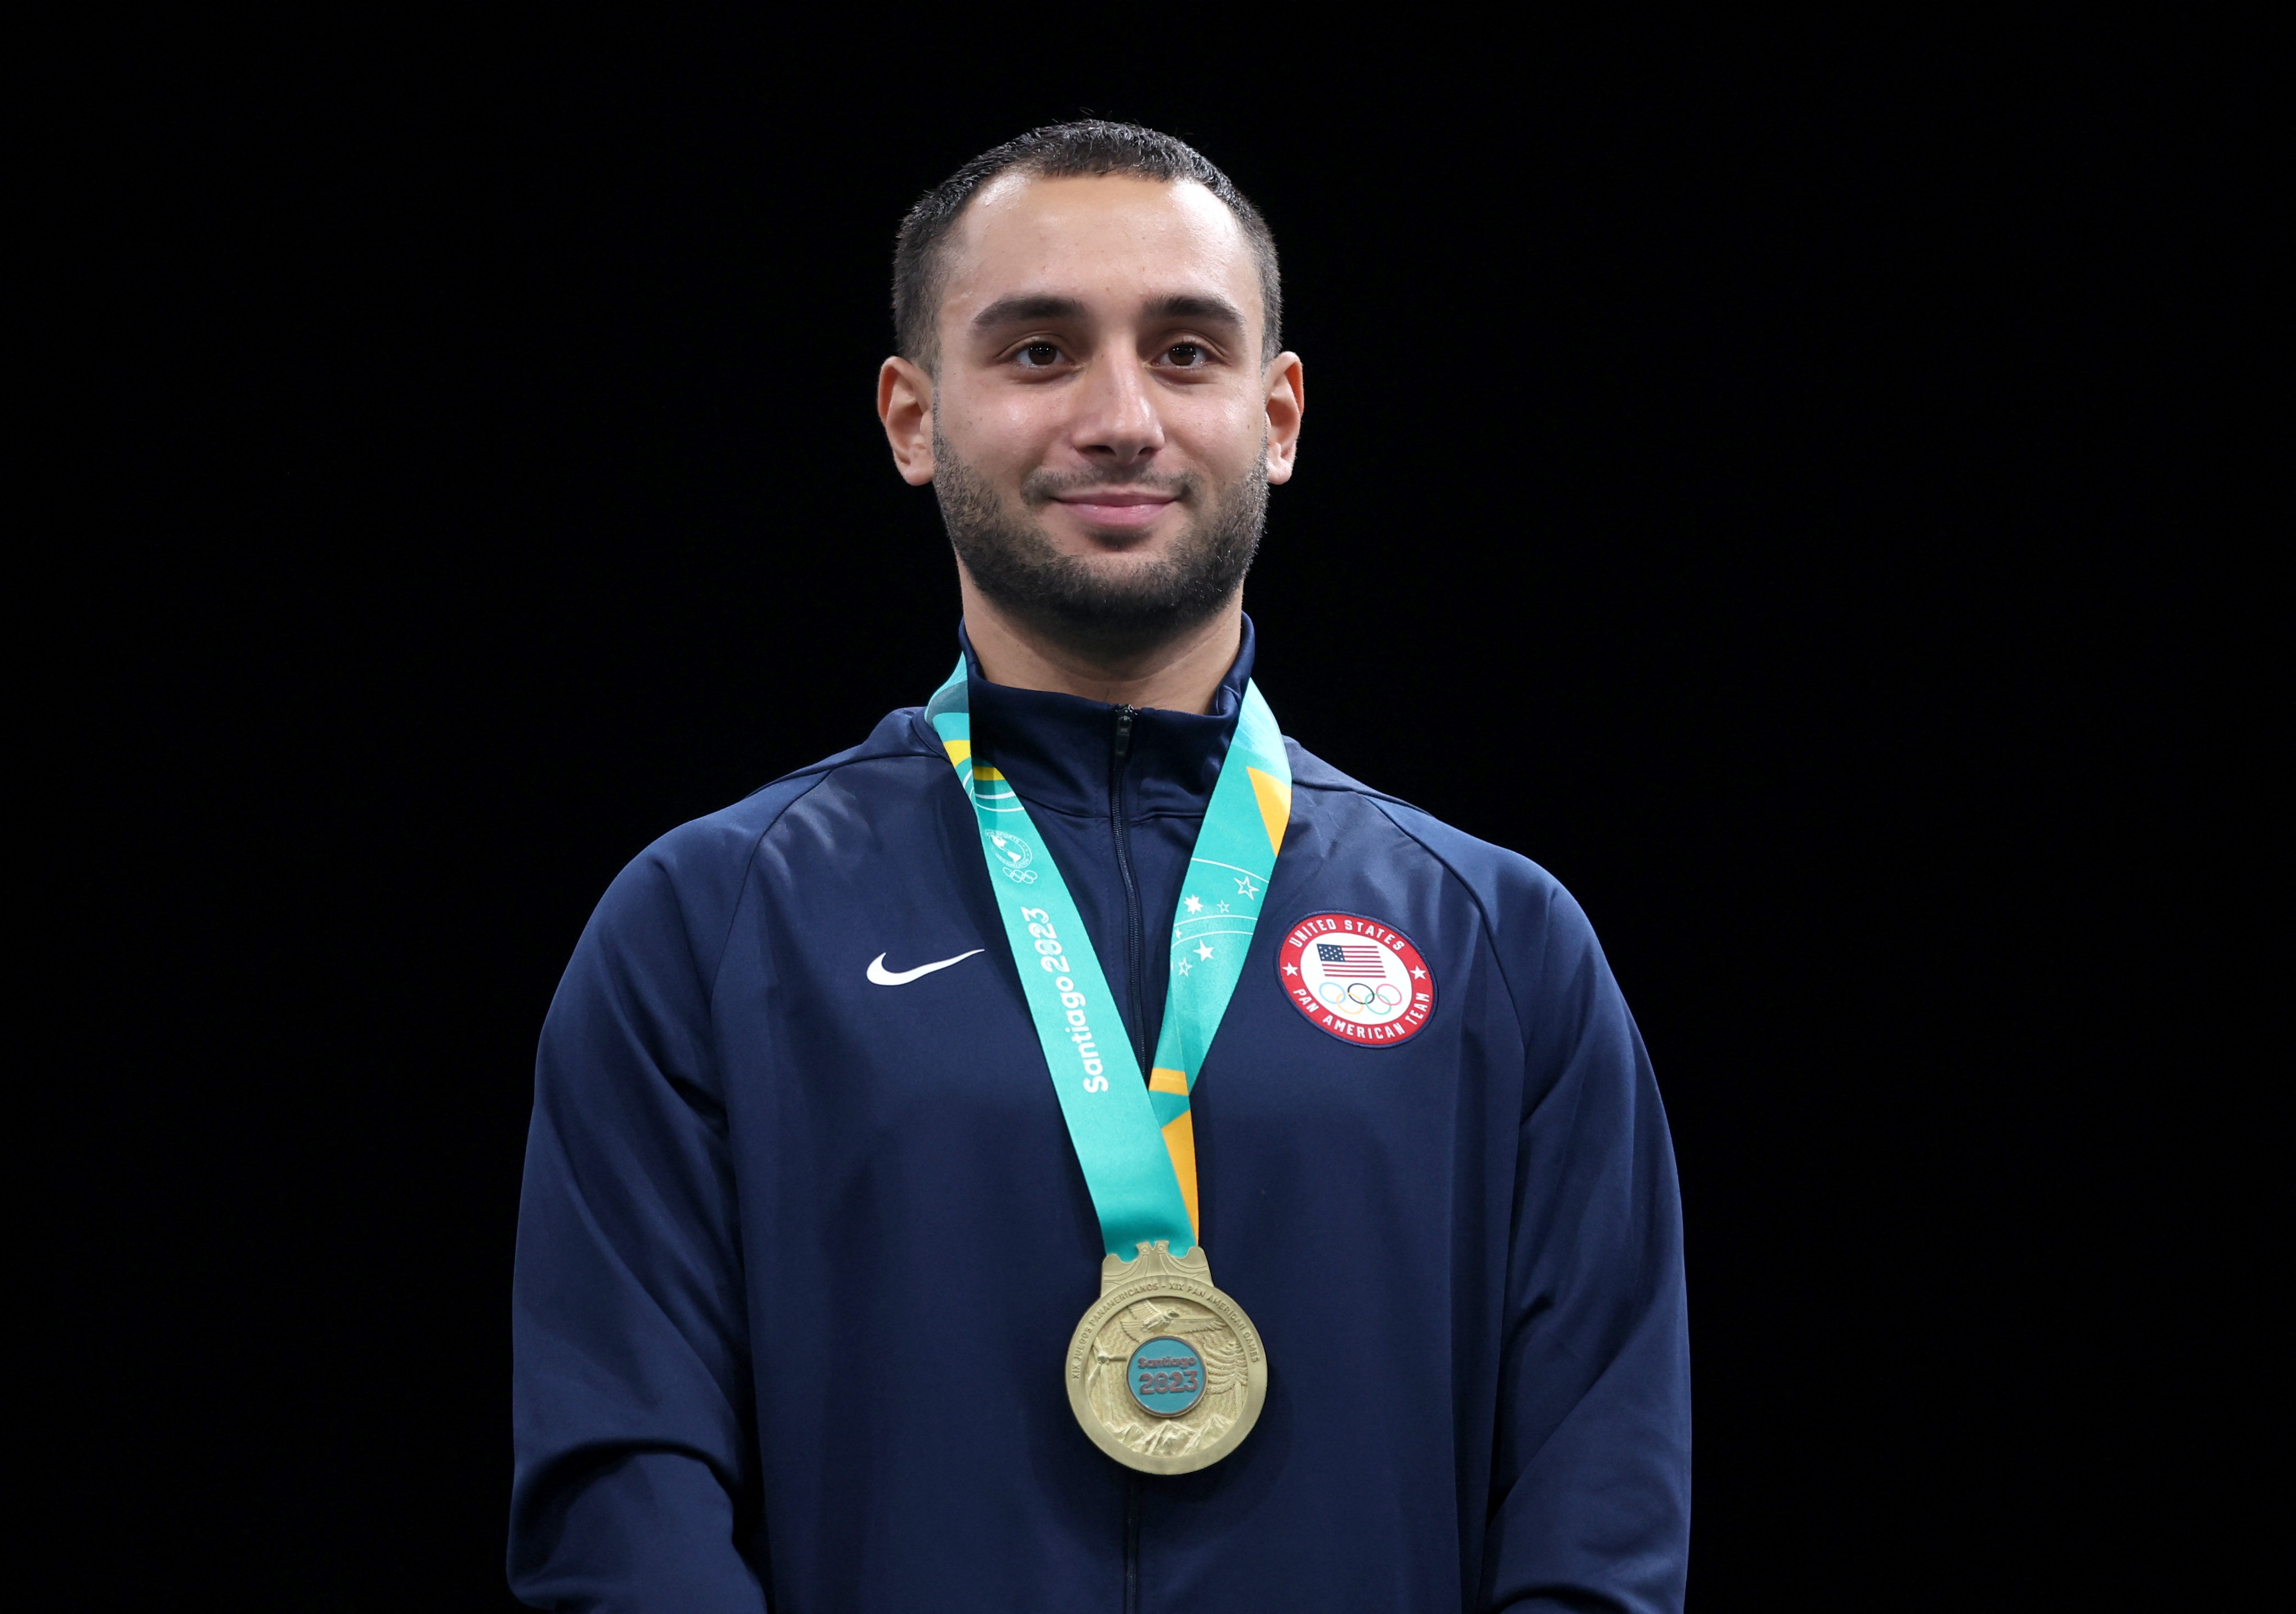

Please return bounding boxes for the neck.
[958,576,1243,714]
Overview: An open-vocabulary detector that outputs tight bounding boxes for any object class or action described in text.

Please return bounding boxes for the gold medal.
[1065,1240,1268,1474]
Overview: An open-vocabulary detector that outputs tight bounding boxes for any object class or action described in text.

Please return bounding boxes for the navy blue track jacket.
[510,621,1690,1612]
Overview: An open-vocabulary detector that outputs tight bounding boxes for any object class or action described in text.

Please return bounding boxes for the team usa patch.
[1276,913,1436,1046]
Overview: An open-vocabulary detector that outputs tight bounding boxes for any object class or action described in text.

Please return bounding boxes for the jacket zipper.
[1110,705,1149,1078]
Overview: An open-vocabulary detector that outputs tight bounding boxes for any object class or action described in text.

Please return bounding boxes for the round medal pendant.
[1065,1240,1268,1474]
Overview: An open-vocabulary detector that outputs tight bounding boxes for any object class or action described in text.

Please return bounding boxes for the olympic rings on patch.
[1311,966,1407,1017]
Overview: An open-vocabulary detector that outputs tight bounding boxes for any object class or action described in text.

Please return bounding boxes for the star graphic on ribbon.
[1216,901,1231,914]
[1184,894,1203,914]
[1175,958,1193,976]
[1235,875,1261,899]
[1195,941,1215,961]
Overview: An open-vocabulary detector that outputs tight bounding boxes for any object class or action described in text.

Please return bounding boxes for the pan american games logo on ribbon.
[1276,913,1436,1045]
[967,765,1040,884]
[984,828,1037,883]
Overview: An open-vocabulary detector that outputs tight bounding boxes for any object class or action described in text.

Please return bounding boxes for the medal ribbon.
[928,660,1292,1257]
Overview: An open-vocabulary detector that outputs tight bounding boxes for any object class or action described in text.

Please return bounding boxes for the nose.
[1067,352,1166,468]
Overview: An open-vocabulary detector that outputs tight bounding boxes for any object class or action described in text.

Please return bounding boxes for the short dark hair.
[891,120,1282,371]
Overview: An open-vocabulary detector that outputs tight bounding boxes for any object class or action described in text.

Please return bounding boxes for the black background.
[46,16,2267,1612]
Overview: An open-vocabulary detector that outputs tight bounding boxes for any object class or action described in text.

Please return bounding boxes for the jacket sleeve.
[508,824,768,1612]
[1480,880,1691,1613]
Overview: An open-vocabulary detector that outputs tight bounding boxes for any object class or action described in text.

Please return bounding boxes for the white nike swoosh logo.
[867,949,986,986]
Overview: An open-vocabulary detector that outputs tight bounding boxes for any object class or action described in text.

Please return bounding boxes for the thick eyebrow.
[970,294,1090,332]
[966,291,1250,337]
[1141,293,1248,334]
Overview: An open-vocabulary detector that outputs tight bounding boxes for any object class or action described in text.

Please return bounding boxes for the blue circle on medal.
[1126,1335,1207,1417]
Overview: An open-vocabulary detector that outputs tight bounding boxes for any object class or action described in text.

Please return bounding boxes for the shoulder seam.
[740,739,940,800]
[700,768,843,1000]
[695,744,944,1053]
[1362,797,1537,1048]
[1294,776,1419,811]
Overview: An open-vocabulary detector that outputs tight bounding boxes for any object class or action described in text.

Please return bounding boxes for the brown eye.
[1016,342,1062,368]
[1166,343,1206,367]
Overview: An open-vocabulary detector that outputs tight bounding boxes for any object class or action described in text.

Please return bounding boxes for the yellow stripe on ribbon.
[1148,1068,1198,1236]
[1246,765,1292,856]
[1160,1111,1200,1239]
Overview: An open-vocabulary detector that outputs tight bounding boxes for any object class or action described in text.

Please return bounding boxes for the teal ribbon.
[928,659,1292,1256]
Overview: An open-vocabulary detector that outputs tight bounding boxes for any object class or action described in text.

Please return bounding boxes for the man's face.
[880,174,1303,652]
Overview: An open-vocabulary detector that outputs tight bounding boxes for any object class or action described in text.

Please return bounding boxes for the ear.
[1261,352,1304,485]
[878,357,937,485]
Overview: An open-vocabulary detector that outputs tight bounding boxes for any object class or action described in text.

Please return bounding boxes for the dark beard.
[933,428,1266,660]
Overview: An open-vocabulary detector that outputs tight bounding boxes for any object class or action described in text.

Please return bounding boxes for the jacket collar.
[950,614,1257,820]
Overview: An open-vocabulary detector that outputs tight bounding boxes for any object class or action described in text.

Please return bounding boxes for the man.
[510,122,1688,1612]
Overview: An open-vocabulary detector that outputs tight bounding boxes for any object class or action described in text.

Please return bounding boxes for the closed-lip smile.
[1053,489,1178,529]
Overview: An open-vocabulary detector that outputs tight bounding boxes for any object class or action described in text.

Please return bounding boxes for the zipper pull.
[1113,705,1135,763]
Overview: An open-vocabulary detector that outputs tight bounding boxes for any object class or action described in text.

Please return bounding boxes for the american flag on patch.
[1316,942,1386,978]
